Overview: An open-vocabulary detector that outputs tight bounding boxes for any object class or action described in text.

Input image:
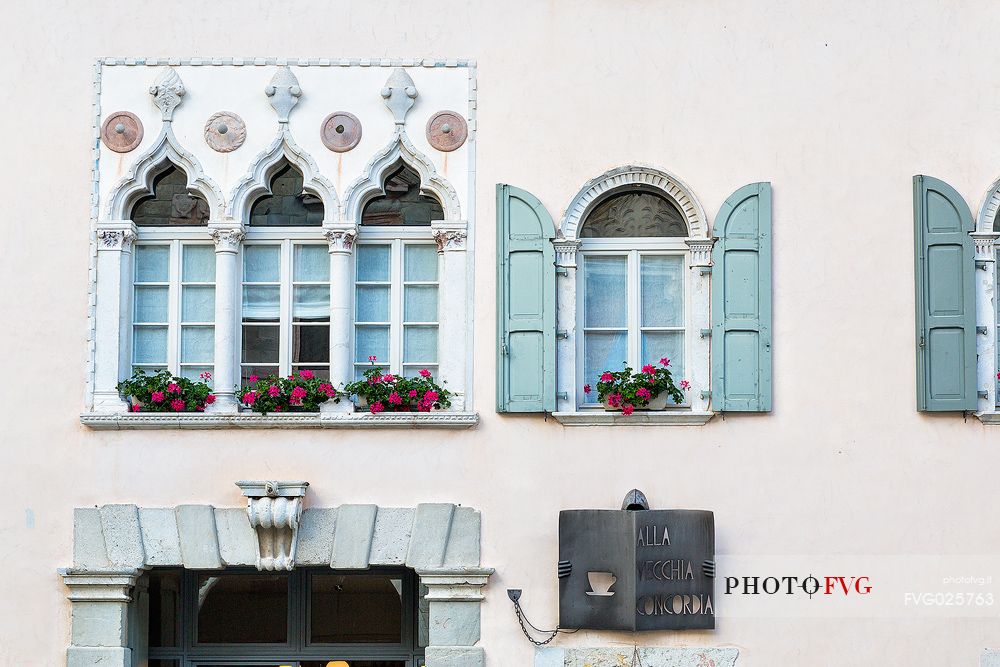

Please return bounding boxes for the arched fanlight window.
[362,162,443,226]
[249,159,325,227]
[131,163,209,227]
[580,190,687,238]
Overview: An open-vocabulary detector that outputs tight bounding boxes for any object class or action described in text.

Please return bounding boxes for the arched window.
[362,162,443,226]
[249,159,325,227]
[132,163,209,227]
[577,189,688,405]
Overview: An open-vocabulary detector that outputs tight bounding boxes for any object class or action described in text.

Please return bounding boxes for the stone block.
[428,599,480,646]
[67,646,131,667]
[138,507,182,566]
[70,600,128,647]
[297,508,338,566]
[406,503,455,569]
[562,647,739,667]
[331,504,378,569]
[214,507,256,567]
[175,505,222,569]
[534,648,566,667]
[443,506,480,568]
[370,507,414,565]
[99,505,145,569]
[424,646,484,667]
[73,508,110,570]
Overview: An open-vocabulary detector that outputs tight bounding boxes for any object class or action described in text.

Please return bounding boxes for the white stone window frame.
[84,64,477,430]
[972,181,1000,422]
[552,165,714,426]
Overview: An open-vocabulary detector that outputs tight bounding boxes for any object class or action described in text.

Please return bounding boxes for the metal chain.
[512,599,560,646]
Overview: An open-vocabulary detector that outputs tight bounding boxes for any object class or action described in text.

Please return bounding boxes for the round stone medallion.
[204,111,246,153]
[321,112,362,152]
[426,111,467,152]
[101,111,143,153]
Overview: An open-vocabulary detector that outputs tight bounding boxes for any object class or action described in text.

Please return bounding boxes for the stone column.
[553,239,580,412]
[61,569,139,667]
[325,224,358,410]
[432,221,469,410]
[92,222,137,413]
[208,223,245,413]
[972,231,1000,412]
[685,237,715,413]
[419,568,493,667]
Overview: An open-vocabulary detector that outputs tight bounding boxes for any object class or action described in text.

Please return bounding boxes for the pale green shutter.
[711,183,772,412]
[496,184,556,412]
[913,175,977,411]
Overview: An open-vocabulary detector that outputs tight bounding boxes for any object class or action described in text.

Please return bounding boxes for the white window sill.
[551,411,715,426]
[977,412,1000,424]
[80,411,480,430]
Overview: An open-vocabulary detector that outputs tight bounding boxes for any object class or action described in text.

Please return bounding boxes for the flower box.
[588,359,690,416]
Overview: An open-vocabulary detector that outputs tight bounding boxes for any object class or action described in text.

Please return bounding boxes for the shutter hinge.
[556,329,569,340]
[556,391,568,400]
[501,340,508,356]
[976,260,990,271]
[978,326,989,335]
[555,266,568,276]
[700,328,712,338]
[699,266,712,276]
[919,335,926,349]
[700,390,712,401]
[979,390,989,399]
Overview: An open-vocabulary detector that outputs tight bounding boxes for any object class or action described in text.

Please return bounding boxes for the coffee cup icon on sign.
[585,571,617,597]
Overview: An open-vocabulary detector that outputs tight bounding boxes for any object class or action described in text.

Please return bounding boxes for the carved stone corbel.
[236,480,309,571]
[685,237,714,268]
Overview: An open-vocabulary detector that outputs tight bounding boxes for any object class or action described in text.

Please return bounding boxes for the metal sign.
[558,491,715,631]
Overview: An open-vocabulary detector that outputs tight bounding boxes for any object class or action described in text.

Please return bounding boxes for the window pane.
[403,364,437,380]
[293,285,330,321]
[641,255,684,327]
[180,365,212,383]
[310,574,403,644]
[356,244,390,282]
[641,331,684,381]
[134,327,168,364]
[580,191,688,238]
[404,244,438,281]
[355,326,389,363]
[242,365,277,383]
[356,285,390,322]
[242,325,280,363]
[294,244,330,281]
[181,326,214,363]
[135,286,168,323]
[147,569,181,648]
[404,326,438,363]
[293,325,330,364]
[404,285,438,322]
[243,245,280,282]
[135,245,169,282]
[584,330,628,391]
[242,286,280,321]
[293,366,330,380]
[182,286,215,322]
[182,245,215,282]
[584,256,627,328]
[196,573,289,644]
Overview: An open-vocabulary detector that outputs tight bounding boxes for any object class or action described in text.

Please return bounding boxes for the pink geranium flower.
[622,403,635,416]
[200,371,212,380]
[291,386,307,400]
[679,380,691,390]
[248,374,259,383]
[368,374,382,384]
[370,401,385,414]
[268,385,280,397]
[151,391,165,403]
[196,405,205,412]
[419,368,432,378]
[424,390,439,404]
[369,355,377,362]
[205,394,216,405]
[299,369,314,379]
[382,373,395,383]
[583,384,592,394]
[167,382,181,394]
[408,389,418,398]
[170,399,185,411]
[636,387,651,400]
[608,392,622,408]
[600,372,614,383]
[389,391,403,405]
[660,357,670,367]
[242,391,257,405]
[131,403,141,412]
[642,364,656,375]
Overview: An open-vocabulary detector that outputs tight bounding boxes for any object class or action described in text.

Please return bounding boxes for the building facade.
[4,1,1000,665]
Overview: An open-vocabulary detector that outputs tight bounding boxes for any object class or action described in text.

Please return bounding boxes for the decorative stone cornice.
[96,222,137,252]
[685,237,714,267]
[971,231,1000,261]
[209,224,246,253]
[149,67,185,122]
[417,568,494,601]
[324,225,358,254]
[432,221,468,253]
[553,238,581,268]
[60,569,139,602]
[236,480,308,571]
[265,66,301,123]
[381,67,418,126]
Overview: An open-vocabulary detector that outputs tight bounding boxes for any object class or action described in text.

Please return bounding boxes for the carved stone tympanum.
[236,480,309,571]
[101,111,143,153]
[204,111,246,152]
[321,111,362,152]
[426,111,468,152]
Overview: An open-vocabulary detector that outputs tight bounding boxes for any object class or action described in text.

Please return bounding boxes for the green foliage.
[117,369,215,412]
[239,371,340,414]
[343,363,452,413]
[591,361,685,412]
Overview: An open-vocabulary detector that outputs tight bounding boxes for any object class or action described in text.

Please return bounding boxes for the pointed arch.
[106,126,224,220]
[561,165,707,241]
[343,129,461,223]
[977,175,1000,232]
[227,127,338,221]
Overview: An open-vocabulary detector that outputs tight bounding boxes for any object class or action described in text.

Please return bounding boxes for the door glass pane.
[404,326,438,363]
[134,327,168,364]
[357,244,390,282]
[181,326,214,363]
[147,569,181,648]
[583,256,627,327]
[243,245,280,282]
[135,245,170,282]
[641,331,685,381]
[243,286,280,321]
[293,286,330,321]
[310,574,404,644]
[583,330,627,391]
[135,286,168,323]
[196,573,289,644]
[182,286,215,322]
[404,286,438,322]
[404,244,438,281]
[182,245,215,282]
[294,244,330,281]
[641,255,683,327]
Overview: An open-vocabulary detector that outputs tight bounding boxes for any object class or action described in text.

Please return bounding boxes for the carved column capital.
[553,238,581,268]
[324,225,358,254]
[96,222,137,252]
[431,221,468,253]
[972,232,1000,262]
[236,480,309,571]
[685,237,714,267]
[209,225,246,253]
